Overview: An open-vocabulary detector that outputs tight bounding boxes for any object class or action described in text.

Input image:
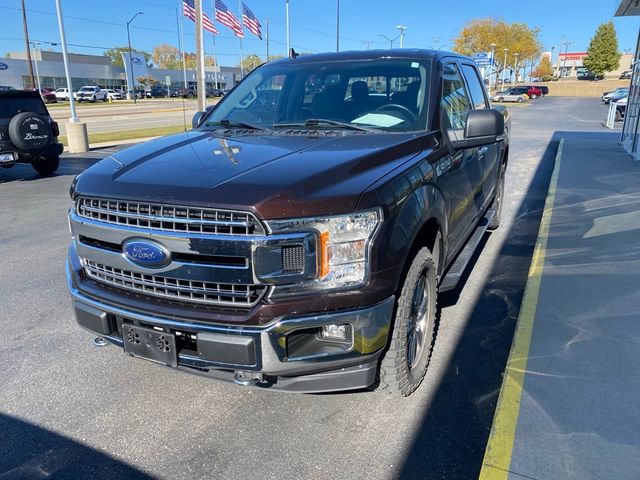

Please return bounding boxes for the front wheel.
[530,94,538,99]
[378,245,438,396]
[488,163,506,230]
[497,97,504,102]
[32,155,59,175]
[517,97,524,103]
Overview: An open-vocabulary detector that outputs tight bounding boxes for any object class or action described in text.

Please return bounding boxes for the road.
[0,97,612,480]
[49,99,201,135]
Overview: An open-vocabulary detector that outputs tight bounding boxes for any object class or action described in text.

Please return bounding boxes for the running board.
[439,207,496,292]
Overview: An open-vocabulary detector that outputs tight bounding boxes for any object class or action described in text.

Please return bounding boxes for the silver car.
[492,89,527,103]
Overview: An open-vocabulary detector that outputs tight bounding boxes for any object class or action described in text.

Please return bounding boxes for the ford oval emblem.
[0,62,8,71]
[123,240,169,268]
[131,57,142,64]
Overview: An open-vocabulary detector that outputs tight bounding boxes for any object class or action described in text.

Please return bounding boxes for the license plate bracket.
[122,323,178,367]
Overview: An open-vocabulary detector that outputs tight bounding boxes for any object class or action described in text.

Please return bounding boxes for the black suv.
[0,90,63,175]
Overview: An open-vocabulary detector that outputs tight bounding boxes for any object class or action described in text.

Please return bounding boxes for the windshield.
[80,87,94,92]
[202,58,432,132]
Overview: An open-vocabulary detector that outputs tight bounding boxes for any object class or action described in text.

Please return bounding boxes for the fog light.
[321,323,352,342]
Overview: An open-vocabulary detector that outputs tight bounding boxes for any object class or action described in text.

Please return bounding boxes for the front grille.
[76,197,264,235]
[83,259,266,308]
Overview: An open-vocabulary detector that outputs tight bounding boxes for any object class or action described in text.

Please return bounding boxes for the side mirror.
[192,111,204,129]
[450,109,504,149]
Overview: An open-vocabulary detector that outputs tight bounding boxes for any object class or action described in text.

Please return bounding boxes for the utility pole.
[20,0,35,89]
[336,0,340,52]
[489,43,496,94]
[502,48,509,88]
[363,41,373,50]
[561,41,571,82]
[513,52,519,86]
[285,0,290,53]
[195,0,205,111]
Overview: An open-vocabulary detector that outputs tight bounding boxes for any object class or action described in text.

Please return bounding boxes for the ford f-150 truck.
[67,50,510,396]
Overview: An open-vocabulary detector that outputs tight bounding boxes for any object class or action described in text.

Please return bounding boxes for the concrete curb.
[63,136,161,153]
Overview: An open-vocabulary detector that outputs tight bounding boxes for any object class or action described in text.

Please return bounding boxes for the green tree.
[583,21,621,76]
[453,19,542,78]
[532,56,554,81]
[104,46,152,68]
[239,54,263,73]
[183,52,216,70]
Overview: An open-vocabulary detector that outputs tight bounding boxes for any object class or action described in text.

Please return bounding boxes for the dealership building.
[0,50,242,91]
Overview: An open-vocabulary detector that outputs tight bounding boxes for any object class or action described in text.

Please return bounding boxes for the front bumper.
[67,260,394,393]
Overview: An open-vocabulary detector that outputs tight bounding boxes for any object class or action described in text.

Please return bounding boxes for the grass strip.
[59,125,186,146]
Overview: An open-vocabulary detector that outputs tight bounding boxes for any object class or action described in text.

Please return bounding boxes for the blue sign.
[0,62,8,71]
[472,52,493,67]
[123,239,170,268]
[131,57,142,64]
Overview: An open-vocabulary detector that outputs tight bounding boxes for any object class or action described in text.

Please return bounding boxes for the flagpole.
[176,5,188,88]
[266,18,269,61]
[195,0,206,110]
[238,0,244,78]
[210,0,219,89]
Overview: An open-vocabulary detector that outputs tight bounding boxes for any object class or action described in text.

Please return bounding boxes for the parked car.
[0,85,16,91]
[179,87,196,98]
[509,86,542,99]
[147,86,171,98]
[492,89,527,103]
[604,89,629,105]
[54,87,73,101]
[77,86,108,102]
[38,88,57,104]
[619,70,632,80]
[0,89,63,174]
[207,88,224,97]
[577,71,604,81]
[67,50,510,396]
[104,89,123,100]
[615,96,627,121]
[523,85,548,96]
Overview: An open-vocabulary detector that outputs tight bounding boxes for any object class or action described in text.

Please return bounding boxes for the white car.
[77,86,108,102]
[105,89,124,100]
[492,90,527,103]
[54,87,74,101]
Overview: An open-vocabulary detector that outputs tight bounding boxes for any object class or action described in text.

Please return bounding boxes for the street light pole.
[502,48,509,88]
[395,25,407,48]
[286,0,290,53]
[126,11,143,104]
[29,42,41,91]
[513,52,519,86]
[489,43,496,94]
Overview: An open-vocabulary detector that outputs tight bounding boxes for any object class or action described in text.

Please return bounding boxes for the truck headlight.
[267,209,382,293]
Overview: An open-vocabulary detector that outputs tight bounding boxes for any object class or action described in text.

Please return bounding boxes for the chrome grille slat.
[76,197,264,235]
[83,260,265,307]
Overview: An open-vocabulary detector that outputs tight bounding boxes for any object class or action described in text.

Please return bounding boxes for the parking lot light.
[126,12,144,104]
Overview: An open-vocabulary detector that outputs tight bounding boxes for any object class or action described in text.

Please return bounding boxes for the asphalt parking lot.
[0,97,611,479]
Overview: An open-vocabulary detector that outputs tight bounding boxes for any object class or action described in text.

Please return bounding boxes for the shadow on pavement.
[0,413,153,479]
[397,133,563,479]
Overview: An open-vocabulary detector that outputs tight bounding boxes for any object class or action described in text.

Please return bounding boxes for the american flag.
[215,0,244,38]
[241,2,262,40]
[183,0,218,34]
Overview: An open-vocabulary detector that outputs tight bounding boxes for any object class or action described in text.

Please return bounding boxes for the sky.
[1,0,639,67]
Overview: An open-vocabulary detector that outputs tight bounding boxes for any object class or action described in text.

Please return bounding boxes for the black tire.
[517,97,524,103]
[488,162,506,230]
[615,109,623,122]
[103,95,108,102]
[31,155,59,175]
[530,94,537,99]
[497,97,504,102]
[91,95,96,103]
[378,245,438,396]
[8,112,53,152]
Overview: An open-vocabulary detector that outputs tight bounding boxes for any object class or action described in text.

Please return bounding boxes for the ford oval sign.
[0,62,8,71]
[123,240,169,268]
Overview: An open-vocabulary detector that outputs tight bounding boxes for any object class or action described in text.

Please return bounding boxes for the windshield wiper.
[205,119,269,132]
[274,118,378,132]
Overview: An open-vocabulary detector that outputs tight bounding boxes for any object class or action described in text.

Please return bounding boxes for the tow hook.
[234,371,264,386]
[93,336,108,347]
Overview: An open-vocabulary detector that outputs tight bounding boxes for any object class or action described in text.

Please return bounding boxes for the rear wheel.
[31,155,59,175]
[378,245,438,396]
[530,94,538,99]
[517,97,524,103]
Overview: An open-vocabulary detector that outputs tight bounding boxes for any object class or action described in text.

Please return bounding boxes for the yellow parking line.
[478,138,564,480]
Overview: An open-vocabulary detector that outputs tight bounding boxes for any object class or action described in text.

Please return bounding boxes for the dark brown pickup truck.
[67,50,509,396]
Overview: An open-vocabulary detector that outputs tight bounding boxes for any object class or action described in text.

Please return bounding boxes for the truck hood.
[74,129,428,219]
